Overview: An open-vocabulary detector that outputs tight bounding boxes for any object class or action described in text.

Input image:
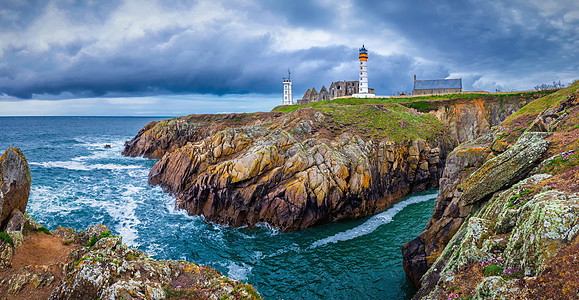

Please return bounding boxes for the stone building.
[413,75,462,95]
[329,81,359,99]
[298,86,330,104]
[297,81,375,104]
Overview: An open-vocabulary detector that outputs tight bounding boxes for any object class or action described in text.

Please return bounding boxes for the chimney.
[414,74,416,81]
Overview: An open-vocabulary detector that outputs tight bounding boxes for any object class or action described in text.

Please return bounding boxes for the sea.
[0,116,437,299]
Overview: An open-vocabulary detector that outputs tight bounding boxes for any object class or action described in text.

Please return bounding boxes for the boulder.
[0,147,31,231]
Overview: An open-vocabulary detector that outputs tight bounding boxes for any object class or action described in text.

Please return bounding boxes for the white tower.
[358,45,368,94]
[283,69,293,105]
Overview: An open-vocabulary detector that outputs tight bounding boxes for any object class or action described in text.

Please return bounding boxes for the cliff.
[123,91,548,231]
[403,82,579,299]
[0,148,261,299]
[127,105,445,231]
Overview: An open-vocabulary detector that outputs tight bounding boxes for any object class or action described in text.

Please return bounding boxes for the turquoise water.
[0,117,436,299]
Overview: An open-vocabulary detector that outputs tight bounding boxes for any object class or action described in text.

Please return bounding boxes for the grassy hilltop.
[271,90,555,143]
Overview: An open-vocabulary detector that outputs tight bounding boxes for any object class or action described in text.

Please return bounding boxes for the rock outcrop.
[423,92,547,154]
[124,92,548,232]
[0,148,261,299]
[0,147,31,231]
[122,112,284,159]
[127,105,445,231]
[403,81,579,299]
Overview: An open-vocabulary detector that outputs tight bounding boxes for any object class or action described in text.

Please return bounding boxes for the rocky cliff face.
[124,93,544,232]
[403,82,579,299]
[426,93,545,154]
[137,107,444,231]
[122,112,285,159]
[0,148,261,300]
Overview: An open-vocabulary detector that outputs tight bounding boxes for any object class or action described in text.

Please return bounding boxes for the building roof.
[414,79,462,90]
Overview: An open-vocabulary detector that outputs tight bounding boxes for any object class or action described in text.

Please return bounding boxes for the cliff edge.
[403,81,579,299]
[123,92,547,231]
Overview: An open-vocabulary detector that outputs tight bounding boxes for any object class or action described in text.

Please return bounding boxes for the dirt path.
[11,232,75,269]
[0,232,78,299]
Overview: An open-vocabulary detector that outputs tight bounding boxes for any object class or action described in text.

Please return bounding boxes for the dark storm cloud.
[357,0,579,75]
[0,0,577,101]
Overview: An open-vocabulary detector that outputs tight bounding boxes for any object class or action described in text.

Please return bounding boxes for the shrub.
[480,257,523,279]
[482,264,504,276]
[0,232,14,246]
[86,232,113,247]
[33,226,52,235]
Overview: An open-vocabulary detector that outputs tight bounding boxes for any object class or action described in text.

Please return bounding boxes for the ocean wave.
[226,261,253,281]
[254,222,280,236]
[310,192,437,248]
[104,184,145,247]
[30,161,142,171]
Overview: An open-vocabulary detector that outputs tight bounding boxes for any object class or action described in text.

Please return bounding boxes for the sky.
[0,0,577,116]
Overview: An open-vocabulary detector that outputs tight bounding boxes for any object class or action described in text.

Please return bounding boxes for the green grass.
[86,231,113,247]
[539,151,579,175]
[316,103,444,143]
[272,90,555,114]
[505,82,579,123]
[0,232,14,246]
[482,264,504,276]
[33,226,52,235]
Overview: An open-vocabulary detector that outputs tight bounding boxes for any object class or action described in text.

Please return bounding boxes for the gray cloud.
[0,0,577,105]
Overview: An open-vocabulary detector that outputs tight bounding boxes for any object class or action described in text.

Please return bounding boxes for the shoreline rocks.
[0,147,261,299]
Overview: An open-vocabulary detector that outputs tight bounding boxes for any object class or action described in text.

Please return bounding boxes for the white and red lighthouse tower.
[354,45,374,98]
[359,45,368,94]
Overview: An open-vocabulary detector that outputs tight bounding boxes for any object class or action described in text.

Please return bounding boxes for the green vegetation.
[164,285,196,299]
[482,263,504,277]
[33,226,52,235]
[404,100,438,112]
[86,231,113,247]
[271,90,555,144]
[272,90,555,114]
[505,82,579,123]
[316,103,444,142]
[480,258,523,279]
[539,151,578,175]
[507,188,534,209]
[0,232,14,246]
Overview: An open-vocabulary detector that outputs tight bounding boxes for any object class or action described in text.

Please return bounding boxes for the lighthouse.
[282,69,293,105]
[358,45,368,94]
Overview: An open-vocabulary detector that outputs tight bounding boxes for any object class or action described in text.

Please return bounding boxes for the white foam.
[254,222,280,235]
[30,161,141,171]
[103,184,144,247]
[310,192,437,248]
[226,262,253,281]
